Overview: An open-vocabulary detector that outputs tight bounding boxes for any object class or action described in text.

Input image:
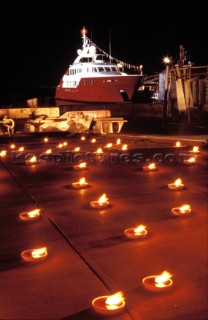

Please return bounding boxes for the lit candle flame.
[19,147,24,152]
[134,224,146,235]
[28,156,37,163]
[58,143,63,148]
[105,292,124,310]
[45,149,52,154]
[179,204,191,213]
[0,150,7,157]
[31,247,47,259]
[10,144,15,149]
[116,138,121,145]
[176,141,181,147]
[78,177,86,185]
[81,136,85,141]
[63,142,68,146]
[96,148,103,154]
[174,178,182,186]
[44,138,48,142]
[155,271,173,287]
[74,147,80,152]
[91,138,96,143]
[28,209,40,218]
[121,144,128,150]
[187,157,195,163]
[79,162,87,168]
[148,163,156,169]
[98,193,108,204]
[105,143,113,148]
[192,146,199,153]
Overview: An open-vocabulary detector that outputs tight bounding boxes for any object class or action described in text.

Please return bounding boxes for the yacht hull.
[55,75,143,103]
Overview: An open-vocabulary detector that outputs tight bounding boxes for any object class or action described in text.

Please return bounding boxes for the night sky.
[0,5,207,104]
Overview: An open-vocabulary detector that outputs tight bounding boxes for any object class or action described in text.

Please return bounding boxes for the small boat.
[55,27,145,104]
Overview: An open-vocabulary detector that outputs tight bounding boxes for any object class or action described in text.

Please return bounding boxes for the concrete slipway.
[0,132,207,320]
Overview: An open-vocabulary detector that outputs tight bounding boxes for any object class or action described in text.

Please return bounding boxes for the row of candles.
[0,140,201,165]
[2,138,200,316]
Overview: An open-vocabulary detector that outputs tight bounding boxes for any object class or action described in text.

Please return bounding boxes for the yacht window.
[98,67,104,72]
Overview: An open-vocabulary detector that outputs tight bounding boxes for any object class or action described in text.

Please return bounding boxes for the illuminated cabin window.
[63,81,78,88]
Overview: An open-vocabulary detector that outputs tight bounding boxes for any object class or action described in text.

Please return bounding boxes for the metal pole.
[163,62,169,128]
[187,65,191,125]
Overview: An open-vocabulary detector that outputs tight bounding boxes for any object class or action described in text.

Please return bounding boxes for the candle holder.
[92,292,125,315]
[21,247,48,262]
[168,178,184,190]
[183,157,196,165]
[91,193,109,209]
[172,204,191,216]
[25,156,39,165]
[142,271,173,292]
[143,163,157,172]
[19,209,41,221]
[124,225,147,239]
[72,178,89,189]
[189,146,200,154]
[73,162,87,170]
[91,201,109,209]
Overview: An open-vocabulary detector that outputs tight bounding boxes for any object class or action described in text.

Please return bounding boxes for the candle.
[73,162,87,170]
[143,163,157,171]
[121,144,128,151]
[142,270,173,292]
[172,204,191,216]
[0,150,7,157]
[25,156,38,165]
[175,141,181,148]
[94,148,103,154]
[91,193,109,209]
[183,157,196,165]
[19,208,41,221]
[125,224,147,239]
[105,143,113,148]
[92,291,125,315]
[189,146,200,154]
[168,178,184,190]
[45,149,52,154]
[21,247,48,262]
[72,177,88,189]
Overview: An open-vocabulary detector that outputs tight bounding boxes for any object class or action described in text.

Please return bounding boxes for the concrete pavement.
[0,132,207,319]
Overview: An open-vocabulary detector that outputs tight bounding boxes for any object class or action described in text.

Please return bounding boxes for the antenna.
[109,26,111,62]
